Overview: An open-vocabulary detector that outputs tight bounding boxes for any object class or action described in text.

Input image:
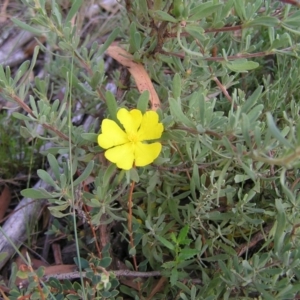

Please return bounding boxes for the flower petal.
[134,142,162,167]
[117,108,142,134]
[104,143,134,170]
[98,119,128,149]
[138,111,164,141]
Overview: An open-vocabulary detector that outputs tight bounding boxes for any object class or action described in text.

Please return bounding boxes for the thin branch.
[236,223,273,257]
[160,46,297,62]
[127,179,141,291]
[2,91,71,142]
[212,75,236,109]
[18,269,203,287]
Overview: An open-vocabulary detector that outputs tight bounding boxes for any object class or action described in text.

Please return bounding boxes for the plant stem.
[127,179,141,291]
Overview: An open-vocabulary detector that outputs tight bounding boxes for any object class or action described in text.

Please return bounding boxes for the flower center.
[128,132,139,143]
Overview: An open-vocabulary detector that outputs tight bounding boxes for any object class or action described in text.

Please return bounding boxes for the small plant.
[0,113,42,180]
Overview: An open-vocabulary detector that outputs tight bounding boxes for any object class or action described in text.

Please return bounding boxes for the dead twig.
[236,223,273,257]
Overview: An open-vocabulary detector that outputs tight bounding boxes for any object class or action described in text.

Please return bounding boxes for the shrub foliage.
[1,0,300,299]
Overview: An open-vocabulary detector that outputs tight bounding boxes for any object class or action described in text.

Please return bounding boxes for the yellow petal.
[98,119,128,149]
[117,108,142,134]
[138,111,164,141]
[134,142,162,167]
[104,143,134,170]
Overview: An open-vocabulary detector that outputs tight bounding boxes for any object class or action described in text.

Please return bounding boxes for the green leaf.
[137,90,149,113]
[162,261,176,269]
[156,235,175,251]
[73,257,90,269]
[103,163,116,187]
[37,169,60,189]
[170,268,178,286]
[100,257,112,268]
[172,0,184,18]
[12,112,32,121]
[21,188,55,199]
[0,65,6,85]
[47,153,61,182]
[270,33,292,50]
[13,61,30,84]
[234,174,250,183]
[36,266,45,278]
[178,225,189,244]
[51,2,62,26]
[59,173,67,189]
[90,70,102,90]
[283,10,300,28]
[29,95,38,116]
[189,2,222,21]
[73,160,94,186]
[240,86,262,114]
[129,168,139,183]
[248,104,264,123]
[172,73,181,100]
[169,98,195,127]
[266,112,294,149]
[81,133,98,142]
[11,18,43,35]
[98,28,120,56]
[129,22,138,52]
[184,25,205,42]
[65,0,83,24]
[233,1,246,20]
[48,206,70,218]
[105,91,118,123]
[150,10,178,23]
[241,162,257,182]
[225,59,259,72]
[20,126,34,138]
[274,198,286,253]
[178,248,199,260]
[241,114,252,148]
[129,246,136,256]
[134,32,141,51]
[246,16,279,27]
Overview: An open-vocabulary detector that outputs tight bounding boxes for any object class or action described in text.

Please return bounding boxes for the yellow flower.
[98,108,164,170]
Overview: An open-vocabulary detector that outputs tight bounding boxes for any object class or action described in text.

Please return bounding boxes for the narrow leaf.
[150,10,178,23]
[178,248,199,260]
[266,112,294,149]
[170,268,178,286]
[169,98,195,127]
[21,188,54,199]
[240,86,262,114]
[37,170,59,189]
[246,16,280,27]
[73,160,94,186]
[178,225,189,244]
[172,73,181,99]
[156,236,175,250]
[98,28,120,56]
[137,90,149,113]
[65,0,83,24]
[47,153,61,182]
[226,59,259,72]
[105,91,118,123]
[103,164,116,187]
[81,133,98,142]
[11,18,42,35]
[189,3,222,21]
